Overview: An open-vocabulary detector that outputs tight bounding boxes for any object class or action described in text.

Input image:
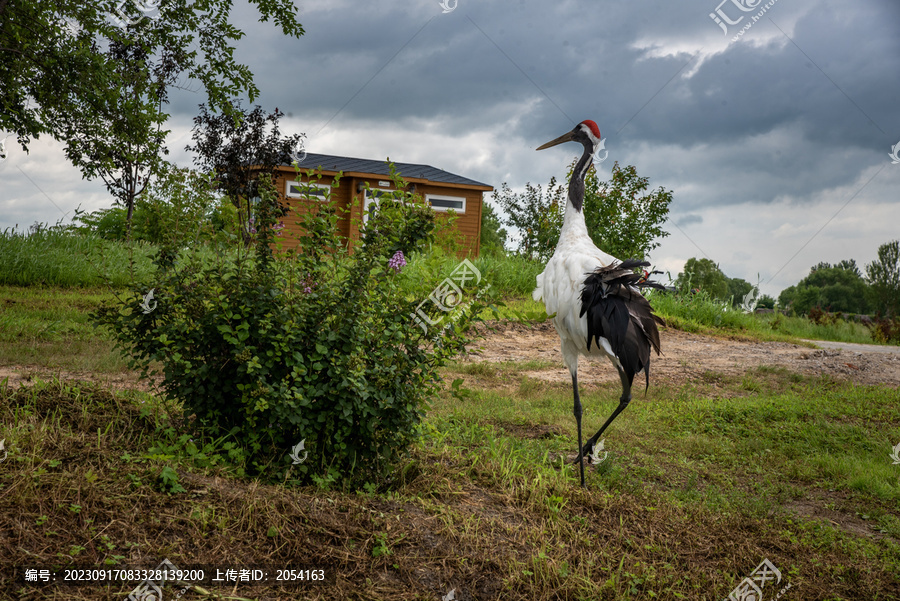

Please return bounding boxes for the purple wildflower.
[300,273,316,294]
[388,250,406,272]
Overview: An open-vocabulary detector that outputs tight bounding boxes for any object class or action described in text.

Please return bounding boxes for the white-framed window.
[286,180,330,201]
[363,188,401,224]
[426,194,465,213]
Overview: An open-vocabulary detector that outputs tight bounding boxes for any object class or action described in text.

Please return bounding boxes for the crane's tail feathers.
[579,259,665,387]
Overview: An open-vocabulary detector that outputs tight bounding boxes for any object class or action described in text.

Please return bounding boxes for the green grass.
[0,224,157,287]
[755,312,879,343]
[649,288,883,345]
[397,246,544,299]
[2,227,897,598]
[2,364,898,599]
[1,223,886,346]
[0,286,131,371]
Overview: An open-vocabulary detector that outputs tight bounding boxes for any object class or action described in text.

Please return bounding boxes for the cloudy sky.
[2,0,898,297]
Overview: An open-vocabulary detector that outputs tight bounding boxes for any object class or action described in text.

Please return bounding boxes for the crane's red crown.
[580,120,601,139]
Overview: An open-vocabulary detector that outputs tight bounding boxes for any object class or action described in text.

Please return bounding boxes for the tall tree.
[726,276,754,307]
[492,162,671,262]
[778,261,871,315]
[866,240,900,316]
[490,179,566,261]
[757,294,776,309]
[579,161,672,261]
[62,37,179,224]
[0,1,303,151]
[186,103,303,246]
[479,201,508,256]
[677,257,729,299]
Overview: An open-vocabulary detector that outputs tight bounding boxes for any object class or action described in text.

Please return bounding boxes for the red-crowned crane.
[533,120,665,488]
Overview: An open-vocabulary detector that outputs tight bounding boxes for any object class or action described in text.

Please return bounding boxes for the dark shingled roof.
[288,153,492,189]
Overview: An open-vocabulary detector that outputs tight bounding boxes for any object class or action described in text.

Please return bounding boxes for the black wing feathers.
[579,260,665,386]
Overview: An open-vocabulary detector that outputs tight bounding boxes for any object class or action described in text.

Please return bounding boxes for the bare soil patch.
[3,323,898,392]
[0,365,162,392]
[462,322,900,388]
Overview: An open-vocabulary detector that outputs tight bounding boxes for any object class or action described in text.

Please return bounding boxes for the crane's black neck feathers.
[568,131,597,213]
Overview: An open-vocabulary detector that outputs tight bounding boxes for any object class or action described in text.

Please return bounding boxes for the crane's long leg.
[578,364,633,459]
[572,370,585,487]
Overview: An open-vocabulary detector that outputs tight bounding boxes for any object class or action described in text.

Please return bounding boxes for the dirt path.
[463,322,900,388]
[801,339,900,355]
[2,324,899,391]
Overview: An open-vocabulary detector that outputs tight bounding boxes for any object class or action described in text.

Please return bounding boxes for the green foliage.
[778,260,871,315]
[0,1,304,150]
[60,38,177,221]
[867,315,900,344]
[93,168,490,488]
[578,161,672,260]
[676,257,729,300]
[187,103,303,246]
[73,165,224,247]
[396,247,543,301]
[492,162,671,262]
[371,532,394,558]
[865,240,900,317]
[649,288,878,344]
[649,288,741,330]
[727,277,754,307]
[757,294,776,309]
[431,209,465,257]
[156,466,186,495]
[491,179,566,261]
[71,207,131,242]
[480,201,508,257]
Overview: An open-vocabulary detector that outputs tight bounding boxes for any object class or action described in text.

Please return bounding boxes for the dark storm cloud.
[3,0,898,294]
[215,0,899,207]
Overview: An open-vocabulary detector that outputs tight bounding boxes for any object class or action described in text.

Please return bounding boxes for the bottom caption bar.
[16,564,331,588]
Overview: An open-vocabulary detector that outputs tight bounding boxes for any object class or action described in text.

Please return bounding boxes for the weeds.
[0,223,156,287]
[1,367,899,599]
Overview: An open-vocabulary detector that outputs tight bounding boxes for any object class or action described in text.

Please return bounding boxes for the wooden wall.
[271,166,490,258]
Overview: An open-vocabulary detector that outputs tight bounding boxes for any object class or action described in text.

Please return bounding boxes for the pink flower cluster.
[388,250,406,272]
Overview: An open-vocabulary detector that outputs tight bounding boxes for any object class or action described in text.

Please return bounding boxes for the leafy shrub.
[808,306,832,326]
[94,170,490,488]
[867,315,900,344]
[73,164,229,246]
[492,161,672,261]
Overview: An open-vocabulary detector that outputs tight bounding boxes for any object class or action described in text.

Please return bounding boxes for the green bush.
[72,165,231,247]
[94,170,490,488]
[868,315,900,344]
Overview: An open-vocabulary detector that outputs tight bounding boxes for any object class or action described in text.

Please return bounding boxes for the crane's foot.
[571,440,609,465]
[570,442,594,465]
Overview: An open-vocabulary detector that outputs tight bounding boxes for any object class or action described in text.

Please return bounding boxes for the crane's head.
[536,120,602,151]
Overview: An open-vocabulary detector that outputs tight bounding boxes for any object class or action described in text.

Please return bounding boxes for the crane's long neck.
[559,142,594,241]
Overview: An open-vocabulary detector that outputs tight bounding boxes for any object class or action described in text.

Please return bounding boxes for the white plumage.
[533,120,664,487]
[533,198,620,370]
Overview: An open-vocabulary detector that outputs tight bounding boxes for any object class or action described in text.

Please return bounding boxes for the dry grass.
[1,373,899,600]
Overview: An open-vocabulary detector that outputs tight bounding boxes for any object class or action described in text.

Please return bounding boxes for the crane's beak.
[536,130,575,150]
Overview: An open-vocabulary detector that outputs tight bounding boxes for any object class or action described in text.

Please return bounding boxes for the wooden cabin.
[271,153,493,258]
